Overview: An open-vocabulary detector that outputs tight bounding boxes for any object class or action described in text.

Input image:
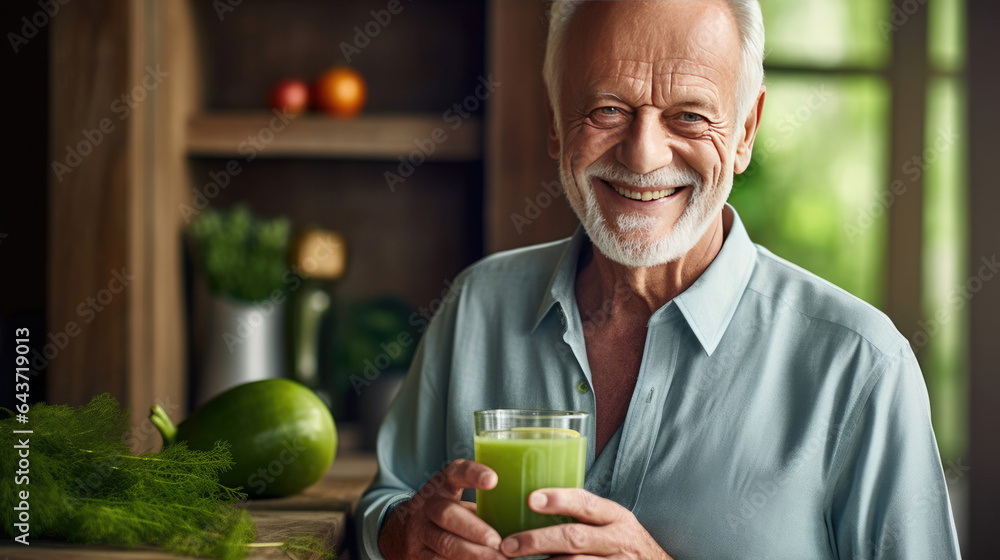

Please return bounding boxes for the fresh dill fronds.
[280,535,338,559]
[0,394,255,558]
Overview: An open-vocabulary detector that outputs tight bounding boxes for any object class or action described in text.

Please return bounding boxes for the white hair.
[543,0,766,123]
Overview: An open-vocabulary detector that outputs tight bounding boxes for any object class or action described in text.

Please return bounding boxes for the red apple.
[270,79,310,115]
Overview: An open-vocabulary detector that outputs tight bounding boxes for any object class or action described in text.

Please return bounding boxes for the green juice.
[475,427,587,538]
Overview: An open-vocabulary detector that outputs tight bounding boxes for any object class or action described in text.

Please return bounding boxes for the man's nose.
[615,111,674,175]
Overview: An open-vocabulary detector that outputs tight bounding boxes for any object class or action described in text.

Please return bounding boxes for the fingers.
[527,488,621,525]
[498,490,626,558]
[425,498,501,548]
[424,524,507,560]
[397,460,504,559]
[437,459,498,497]
[501,523,618,558]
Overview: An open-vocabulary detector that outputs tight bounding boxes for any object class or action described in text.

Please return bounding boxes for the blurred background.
[0,0,997,557]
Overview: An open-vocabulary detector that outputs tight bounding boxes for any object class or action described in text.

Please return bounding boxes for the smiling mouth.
[602,180,685,202]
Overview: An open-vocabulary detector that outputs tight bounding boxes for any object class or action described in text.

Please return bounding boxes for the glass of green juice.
[474,409,589,547]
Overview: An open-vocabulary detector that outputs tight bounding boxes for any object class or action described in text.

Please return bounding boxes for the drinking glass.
[474,408,590,551]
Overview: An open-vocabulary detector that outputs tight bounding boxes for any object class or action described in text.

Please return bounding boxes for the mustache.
[583,160,703,189]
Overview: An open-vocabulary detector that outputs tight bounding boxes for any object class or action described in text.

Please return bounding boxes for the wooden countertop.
[0,454,378,560]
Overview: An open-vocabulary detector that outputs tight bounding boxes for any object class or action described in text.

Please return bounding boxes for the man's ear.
[544,86,561,160]
[734,87,766,174]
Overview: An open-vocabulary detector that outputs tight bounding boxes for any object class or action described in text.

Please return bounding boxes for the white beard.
[560,158,734,268]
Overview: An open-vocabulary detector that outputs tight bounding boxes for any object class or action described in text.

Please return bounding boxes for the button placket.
[610,315,680,510]
[554,301,597,465]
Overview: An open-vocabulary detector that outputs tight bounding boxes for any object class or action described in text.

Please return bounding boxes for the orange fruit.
[314,66,367,118]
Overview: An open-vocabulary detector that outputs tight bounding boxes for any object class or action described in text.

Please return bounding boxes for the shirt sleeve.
[827,343,962,559]
[355,286,460,559]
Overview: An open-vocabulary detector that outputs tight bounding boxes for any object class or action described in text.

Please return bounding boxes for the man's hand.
[379,459,507,560]
[499,489,673,559]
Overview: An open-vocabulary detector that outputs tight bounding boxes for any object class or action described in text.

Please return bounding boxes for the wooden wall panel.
[967,0,1000,556]
[49,0,131,407]
[883,0,929,349]
[187,159,481,311]
[189,0,485,114]
[130,0,199,444]
[49,0,195,448]
[486,0,578,253]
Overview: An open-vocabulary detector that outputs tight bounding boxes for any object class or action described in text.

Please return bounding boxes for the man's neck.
[576,207,733,318]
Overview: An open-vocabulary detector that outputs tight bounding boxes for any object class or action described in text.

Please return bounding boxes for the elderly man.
[359,1,962,558]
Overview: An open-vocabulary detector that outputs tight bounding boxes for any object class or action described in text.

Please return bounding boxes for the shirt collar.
[532,204,757,356]
[532,225,587,332]
[669,204,757,355]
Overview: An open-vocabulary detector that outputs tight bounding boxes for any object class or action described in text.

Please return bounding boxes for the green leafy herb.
[0,394,255,559]
[188,204,292,302]
[245,535,336,560]
[280,535,338,559]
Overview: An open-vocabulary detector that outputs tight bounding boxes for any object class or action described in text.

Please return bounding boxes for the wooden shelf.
[187,112,482,161]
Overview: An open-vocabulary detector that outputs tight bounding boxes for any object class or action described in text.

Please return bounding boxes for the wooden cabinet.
[48,0,577,432]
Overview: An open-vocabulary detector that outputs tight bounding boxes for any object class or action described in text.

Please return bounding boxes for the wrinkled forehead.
[560,1,742,95]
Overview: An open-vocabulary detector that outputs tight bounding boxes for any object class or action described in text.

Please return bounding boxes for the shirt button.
[577,381,590,394]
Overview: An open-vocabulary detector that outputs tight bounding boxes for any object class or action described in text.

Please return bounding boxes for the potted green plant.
[187,205,293,405]
[330,296,419,446]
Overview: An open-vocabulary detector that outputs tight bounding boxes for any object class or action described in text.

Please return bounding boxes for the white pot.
[195,295,286,406]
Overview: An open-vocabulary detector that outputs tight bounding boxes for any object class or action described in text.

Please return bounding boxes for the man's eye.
[591,107,624,120]
[680,112,704,123]
[588,106,628,128]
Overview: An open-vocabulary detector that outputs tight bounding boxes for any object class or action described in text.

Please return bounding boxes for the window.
[731,0,967,463]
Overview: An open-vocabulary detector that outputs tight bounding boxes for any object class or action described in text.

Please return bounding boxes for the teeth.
[610,183,678,201]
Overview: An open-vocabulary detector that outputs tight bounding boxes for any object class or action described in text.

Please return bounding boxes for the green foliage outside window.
[735,0,968,462]
[730,75,889,307]
[922,79,968,462]
[758,0,889,68]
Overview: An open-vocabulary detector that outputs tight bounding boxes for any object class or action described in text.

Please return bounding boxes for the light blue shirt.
[357,205,961,559]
